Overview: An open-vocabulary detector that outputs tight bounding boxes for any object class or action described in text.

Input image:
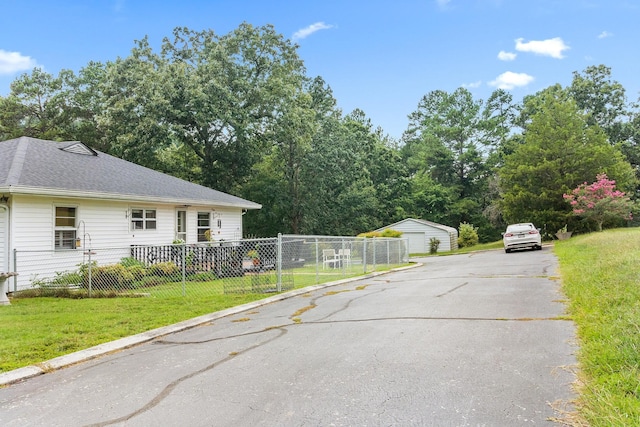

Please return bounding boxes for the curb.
[0,263,420,387]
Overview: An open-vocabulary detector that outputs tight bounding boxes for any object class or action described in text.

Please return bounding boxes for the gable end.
[60,142,97,156]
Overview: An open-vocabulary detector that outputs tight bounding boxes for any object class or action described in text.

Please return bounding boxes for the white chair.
[338,248,351,267]
[322,249,340,269]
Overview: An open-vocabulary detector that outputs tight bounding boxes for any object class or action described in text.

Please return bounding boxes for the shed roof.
[377,218,458,234]
[0,137,261,209]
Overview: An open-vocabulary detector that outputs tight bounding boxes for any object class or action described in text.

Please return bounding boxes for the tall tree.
[100,23,306,193]
[402,88,513,239]
[60,62,110,151]
[301,109,381,235]
[0,68,70,140]
[499,93,636,234]
[242,77,335,236]
[569,64,630,145]
[267,90,316,234]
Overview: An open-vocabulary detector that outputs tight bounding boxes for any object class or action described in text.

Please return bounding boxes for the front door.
[176,210,187,242]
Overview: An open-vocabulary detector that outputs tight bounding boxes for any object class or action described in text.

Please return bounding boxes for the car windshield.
[507,224,534,233]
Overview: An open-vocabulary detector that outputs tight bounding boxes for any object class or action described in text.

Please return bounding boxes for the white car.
[503,223,542,253]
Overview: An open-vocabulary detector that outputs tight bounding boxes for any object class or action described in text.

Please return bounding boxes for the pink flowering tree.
[563,174,633,231]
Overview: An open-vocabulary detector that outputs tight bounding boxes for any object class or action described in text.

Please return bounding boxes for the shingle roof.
[377,217,458,234]
[0,137,261,209]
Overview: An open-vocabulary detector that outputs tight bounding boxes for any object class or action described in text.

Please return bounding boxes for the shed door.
[404,232,426,254]
[0,206,7,272]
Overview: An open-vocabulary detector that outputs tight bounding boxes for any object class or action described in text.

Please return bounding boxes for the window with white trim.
[55,206,77,250]
[176,210,187,242]
[131,208,157,230]
[197,212,210,242]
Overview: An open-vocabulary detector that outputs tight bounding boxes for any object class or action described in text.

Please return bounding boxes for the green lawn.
[554,228,640,425]
[409,239,504,257]
[0,263,405,373]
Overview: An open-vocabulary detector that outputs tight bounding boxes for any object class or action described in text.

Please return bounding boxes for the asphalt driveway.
[0,248,577,426]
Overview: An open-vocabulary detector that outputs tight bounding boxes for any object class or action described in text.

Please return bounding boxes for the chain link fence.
[10,235,408,298]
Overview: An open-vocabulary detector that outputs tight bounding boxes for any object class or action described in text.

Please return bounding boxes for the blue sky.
[1,0,638,140]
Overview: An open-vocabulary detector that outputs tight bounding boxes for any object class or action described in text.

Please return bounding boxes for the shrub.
[357,229,403,238]
[87,264,135,290]
[429,237,441,254]
[119,257,146,268]
[137,276,169,288]
[189,272,218,282]
[380,229,403,238]
[126,265,147,281]
[357,231,380,238]
[458,222,479,248]
[148,261,180,277]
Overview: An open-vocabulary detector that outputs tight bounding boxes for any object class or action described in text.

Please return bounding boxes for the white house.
[0,137,261,289]
[376,218,458,254]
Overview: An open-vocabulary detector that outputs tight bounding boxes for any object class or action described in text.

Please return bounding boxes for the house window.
[55,206,76,249]
[197,212,210,242]
[176,210,187,242]
[131,209,157,230]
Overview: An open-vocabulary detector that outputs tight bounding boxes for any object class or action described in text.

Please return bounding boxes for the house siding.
[8,195,245,290]
[377,218,458,253]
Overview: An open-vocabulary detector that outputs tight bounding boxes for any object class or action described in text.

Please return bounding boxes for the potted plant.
[247,249,260,266]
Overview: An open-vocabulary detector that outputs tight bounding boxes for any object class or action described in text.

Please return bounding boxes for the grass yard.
[0,263,406,373]
[554,228,640,425]
[410,239,505,257]
[0,294,268,373]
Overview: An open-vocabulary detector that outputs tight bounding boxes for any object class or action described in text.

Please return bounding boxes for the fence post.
[341,238,346,275]
[277,233,282,292]
[363,238,367,273]
[387,239,390,266]
[87,251,93,298]
[372,237,377,271]
[403,238,408,263]
[315,238,319,284]
[12,249,17,292]
[181,243,186,297]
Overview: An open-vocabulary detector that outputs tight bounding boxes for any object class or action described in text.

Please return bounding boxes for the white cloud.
[515,37,569,59]
[489,71,534,90]
[292,22,334,41]
[0,50,36,74]
[497,50,517,61]
[598,31,613,39]
[462,80,482,89]
[436,0,451,7]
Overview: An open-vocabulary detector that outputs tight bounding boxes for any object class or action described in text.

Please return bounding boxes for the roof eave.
[1,186,262,210]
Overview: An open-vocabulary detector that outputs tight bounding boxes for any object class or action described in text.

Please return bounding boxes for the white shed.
[376,218,458,254]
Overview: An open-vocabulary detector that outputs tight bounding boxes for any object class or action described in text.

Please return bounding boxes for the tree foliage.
[563,173,634,231]
[499,93,636,234]
[0,19,637,241]
[458,222,479,248]
[98,23,307,193]
[402,87,517,240]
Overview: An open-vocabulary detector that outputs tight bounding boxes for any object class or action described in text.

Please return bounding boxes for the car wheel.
[505,248,511,253]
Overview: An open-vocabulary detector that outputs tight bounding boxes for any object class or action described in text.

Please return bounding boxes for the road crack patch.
[88,327,288,426]
[436,282,468,297]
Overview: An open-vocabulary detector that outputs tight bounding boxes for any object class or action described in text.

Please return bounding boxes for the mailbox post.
[0,272,18,306]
